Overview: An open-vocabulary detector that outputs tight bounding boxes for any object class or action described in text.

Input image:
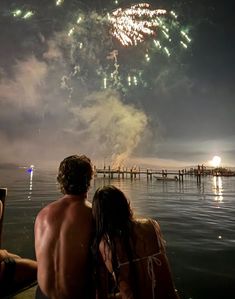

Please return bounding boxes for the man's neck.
[64,193,87,201]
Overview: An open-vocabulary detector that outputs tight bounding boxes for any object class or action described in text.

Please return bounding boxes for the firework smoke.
[0,2,192,167]
[68,90,148,168]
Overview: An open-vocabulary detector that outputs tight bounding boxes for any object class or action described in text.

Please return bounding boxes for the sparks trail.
[109,3,167,46]
[8,2,192,92]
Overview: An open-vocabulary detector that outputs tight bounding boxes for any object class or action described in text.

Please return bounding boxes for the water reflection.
[27,165,34,200]
[213,176,223,202]
[197,181,206,200]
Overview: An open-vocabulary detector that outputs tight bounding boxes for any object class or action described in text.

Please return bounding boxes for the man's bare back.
[34,155,94,299]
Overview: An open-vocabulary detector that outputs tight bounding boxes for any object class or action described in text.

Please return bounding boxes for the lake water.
[0,167,234,299]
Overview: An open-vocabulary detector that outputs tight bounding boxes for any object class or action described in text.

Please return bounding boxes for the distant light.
[170,11,178,19]
[77,17,82,24]
[154,39,161,49]
[133,76,138,86]
[22,11,34,19]
[13,9,22,17]
[103,77,107,89]
[56,0,64,6]
[162,30,169,39]
[164,47,170,56]
[68,27,75,36]
[181,31,191,43]
[211,156,221,168]
[145,53,150,62]
[128,76,131,86]
[27,165,34,173]
[180,41,188,48]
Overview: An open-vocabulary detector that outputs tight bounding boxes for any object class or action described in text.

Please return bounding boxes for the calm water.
[0,167,235,299]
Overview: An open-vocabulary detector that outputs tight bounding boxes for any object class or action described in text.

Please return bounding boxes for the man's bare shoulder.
[37,198,58,215]
[35,197,65,225]
[35,196,92,229]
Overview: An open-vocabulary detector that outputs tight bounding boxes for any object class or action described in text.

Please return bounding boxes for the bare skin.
[98,219,180,299]
[35,194,94,299]
[0,198,37,294]
[0,250,37,289]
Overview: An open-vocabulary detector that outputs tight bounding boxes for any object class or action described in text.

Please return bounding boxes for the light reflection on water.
[213,176,223,203]
[27,165,34,200]
[0,168,235,298]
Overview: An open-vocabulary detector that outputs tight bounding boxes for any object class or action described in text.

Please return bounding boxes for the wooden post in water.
[180,170,184,182]
[134,168,136,179]
[93,165,97,177]
[103,166,106,178]
[118,167,120,179]
[0,188,7,248]
[197,165,201,183]
[110,166,113,179]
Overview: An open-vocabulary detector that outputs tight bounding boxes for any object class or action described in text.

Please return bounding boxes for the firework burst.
[109,3,167,46]
[7,2,192,92]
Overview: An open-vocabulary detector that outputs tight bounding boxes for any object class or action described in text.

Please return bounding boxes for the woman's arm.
[96,251,110,299]
[150,220,180,299]
[97,239,121,299]
[99,239,114,274]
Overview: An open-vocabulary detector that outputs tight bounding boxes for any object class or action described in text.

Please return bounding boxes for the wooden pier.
[93,165,208,182]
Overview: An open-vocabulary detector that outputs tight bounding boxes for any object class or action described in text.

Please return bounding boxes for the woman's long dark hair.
[92,185,138,298]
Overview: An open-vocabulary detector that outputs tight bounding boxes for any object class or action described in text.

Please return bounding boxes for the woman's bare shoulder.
[133,218,163,242]
[134,217,160,229]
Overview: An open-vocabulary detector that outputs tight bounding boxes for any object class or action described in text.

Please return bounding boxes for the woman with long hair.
[92,185,180,299]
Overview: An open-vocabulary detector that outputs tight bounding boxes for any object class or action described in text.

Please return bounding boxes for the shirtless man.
[34,155,94,299]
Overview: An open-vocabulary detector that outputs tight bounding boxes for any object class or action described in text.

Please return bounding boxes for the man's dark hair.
[57,155,93,195]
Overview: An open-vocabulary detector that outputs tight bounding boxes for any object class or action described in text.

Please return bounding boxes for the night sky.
[0,0,235,168]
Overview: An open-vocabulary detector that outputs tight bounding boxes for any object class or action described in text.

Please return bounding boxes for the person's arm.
[156,252,180,299]
[0,249,37,295]
[151,220,180,299]
[0,249,20,281]
[14,258,37,286]
[96,254,109,299]
[99,239,113,274]
[97,240,121,299]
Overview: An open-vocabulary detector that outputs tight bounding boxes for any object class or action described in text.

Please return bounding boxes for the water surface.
[0,167,234,299]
